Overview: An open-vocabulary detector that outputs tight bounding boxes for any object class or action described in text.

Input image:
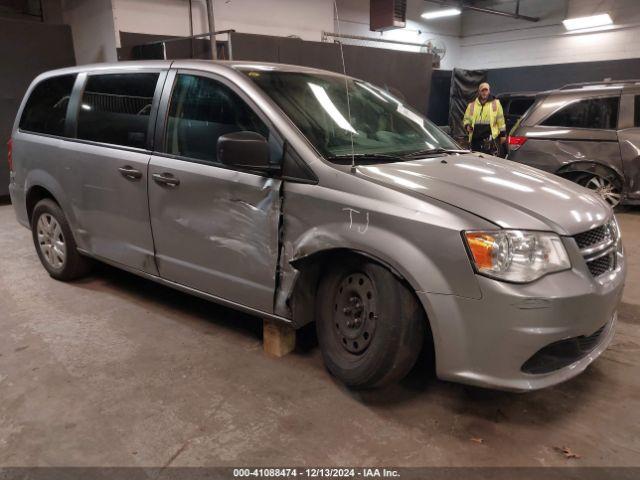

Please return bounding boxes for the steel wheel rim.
[332,272,377,355]
[585,175,621,207]
[37,213,66,269]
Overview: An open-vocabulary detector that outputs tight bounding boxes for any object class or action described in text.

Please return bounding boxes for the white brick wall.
[112,0,334,45]
[63,0,640,70]
[459,0,640,69]
[62,0,118,64]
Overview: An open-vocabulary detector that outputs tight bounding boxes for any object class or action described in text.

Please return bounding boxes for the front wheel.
[315,258,426,388]
[575,172,622,208]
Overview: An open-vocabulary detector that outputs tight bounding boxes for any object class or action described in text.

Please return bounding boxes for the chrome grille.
[574,225,608,250]
[573,220,617,278]
[587,253,615,277]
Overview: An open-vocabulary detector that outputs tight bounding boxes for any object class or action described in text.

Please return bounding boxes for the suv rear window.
[19,74,76,136]
[77,73,159,149]
[509,98,535,116]
[542,97,619,130]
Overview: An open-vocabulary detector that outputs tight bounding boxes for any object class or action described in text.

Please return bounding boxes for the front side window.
[77,73,159,148]
[542,97,619,130]
[165,74,269,163]
[20,74,76,136]
[242,69,459,160]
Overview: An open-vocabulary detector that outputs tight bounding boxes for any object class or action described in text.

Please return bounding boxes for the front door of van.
[67,71,166,274]
[147,72,282,313]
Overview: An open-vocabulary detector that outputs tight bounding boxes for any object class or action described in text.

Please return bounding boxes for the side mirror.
[217,131,278,174]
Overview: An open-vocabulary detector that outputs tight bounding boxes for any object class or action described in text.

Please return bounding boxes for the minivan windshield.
[241,69,460,162]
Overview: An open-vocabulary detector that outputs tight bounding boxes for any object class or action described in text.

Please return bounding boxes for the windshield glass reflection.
[241,69,459,160]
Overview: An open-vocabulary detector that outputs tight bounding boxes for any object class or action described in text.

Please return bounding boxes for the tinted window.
[19,74,76,136]
[542,97,619,129]
[635,95,640,127]
[509,98,535,116]
[77,73,159,148]
[165,74,268,162]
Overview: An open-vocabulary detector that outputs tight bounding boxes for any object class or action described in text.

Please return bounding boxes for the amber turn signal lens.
[465,232,496,270]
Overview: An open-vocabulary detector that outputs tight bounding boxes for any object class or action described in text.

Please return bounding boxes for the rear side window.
[635,95,640,127]
[542,97,619,129]
[19,74,76,136]
[509,98,535,116]
[165,74,268,163]
[77,73,159,149]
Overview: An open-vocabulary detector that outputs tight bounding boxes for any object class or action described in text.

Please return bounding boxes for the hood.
[357,153,611,236]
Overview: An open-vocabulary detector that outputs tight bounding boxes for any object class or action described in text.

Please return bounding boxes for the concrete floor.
[1,200,639,468]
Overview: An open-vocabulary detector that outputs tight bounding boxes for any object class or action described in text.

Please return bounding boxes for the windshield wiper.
[326,153,404,164]
[402,148,470,159]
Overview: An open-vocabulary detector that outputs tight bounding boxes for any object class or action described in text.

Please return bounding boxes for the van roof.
[36,59,346,79]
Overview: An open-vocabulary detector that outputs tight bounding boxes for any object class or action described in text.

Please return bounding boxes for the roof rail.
[559,79,640,90]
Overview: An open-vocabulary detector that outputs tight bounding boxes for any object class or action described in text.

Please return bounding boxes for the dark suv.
[507,80,640,207]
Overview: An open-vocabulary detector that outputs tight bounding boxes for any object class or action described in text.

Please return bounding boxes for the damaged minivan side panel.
[148,156,283,313]
[274,172,494,325]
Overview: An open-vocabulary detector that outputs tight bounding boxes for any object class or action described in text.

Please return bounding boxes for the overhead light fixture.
[421,8,461,20]
[562,13,612,31]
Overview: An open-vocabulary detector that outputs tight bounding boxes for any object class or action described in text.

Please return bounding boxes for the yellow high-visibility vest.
[463,98,506,141]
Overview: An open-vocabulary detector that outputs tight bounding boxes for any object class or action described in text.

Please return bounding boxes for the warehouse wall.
[459,0,640,69]
[112,0,334,45]
[112,0,460,68]
[62,0,118,64]
[335,0,461,70]
[0,18,76,197]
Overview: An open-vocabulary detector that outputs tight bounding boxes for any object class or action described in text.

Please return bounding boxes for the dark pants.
[471,132,501,155]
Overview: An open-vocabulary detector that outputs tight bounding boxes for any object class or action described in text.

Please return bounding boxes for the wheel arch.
[287,247,436,376]
[287,247,432,333]
[556,161,624,187]
[26,185,60,223]
[24,169,79,232]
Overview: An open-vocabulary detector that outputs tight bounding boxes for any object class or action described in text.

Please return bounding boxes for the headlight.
[463,230,571,283]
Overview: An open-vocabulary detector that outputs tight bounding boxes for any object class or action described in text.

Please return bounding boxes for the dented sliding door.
[148,155,282,313]
[147,71,282,313]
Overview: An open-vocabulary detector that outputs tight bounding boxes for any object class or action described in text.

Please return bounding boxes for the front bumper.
[418,240,626,392]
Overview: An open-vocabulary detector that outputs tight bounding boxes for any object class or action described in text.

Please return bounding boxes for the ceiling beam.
[424,0,540,22]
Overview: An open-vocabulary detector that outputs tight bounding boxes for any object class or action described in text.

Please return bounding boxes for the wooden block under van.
[263,320,296,357]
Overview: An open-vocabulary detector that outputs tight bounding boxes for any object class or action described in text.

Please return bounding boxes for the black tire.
[315,257,426,388]
[574,172,623,208]
[31,199,91,281]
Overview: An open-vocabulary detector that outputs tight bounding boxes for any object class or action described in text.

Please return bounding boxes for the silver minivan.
[8,60,626,391]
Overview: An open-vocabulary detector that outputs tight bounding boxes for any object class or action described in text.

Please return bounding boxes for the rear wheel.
[315,257,426,388]
[31,199,91,281]
[575,172,622,208]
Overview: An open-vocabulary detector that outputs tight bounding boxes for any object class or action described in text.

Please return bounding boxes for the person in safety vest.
[463,82,506,155]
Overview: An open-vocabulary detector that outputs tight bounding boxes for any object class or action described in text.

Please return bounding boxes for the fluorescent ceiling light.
[421,8,461,20]
[563,13,612,31]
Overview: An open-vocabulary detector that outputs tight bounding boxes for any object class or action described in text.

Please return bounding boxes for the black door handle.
[118,166,143,180]
[152,172,180,187]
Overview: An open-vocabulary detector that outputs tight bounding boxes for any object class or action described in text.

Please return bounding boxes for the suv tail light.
[7,137,13,172]
[507,135,527,151]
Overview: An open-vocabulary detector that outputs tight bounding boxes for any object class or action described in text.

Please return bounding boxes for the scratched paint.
[342,207,370,234]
